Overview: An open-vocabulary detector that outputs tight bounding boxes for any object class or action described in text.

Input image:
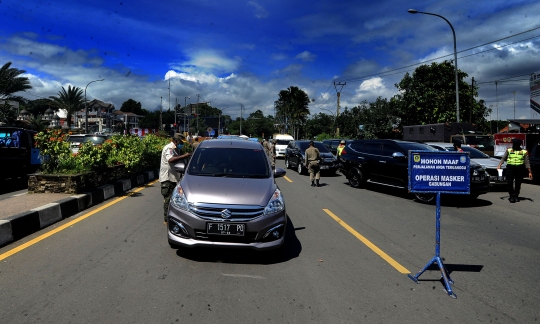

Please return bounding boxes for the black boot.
[316,179,320,187]
[311,181,315,187]
[509,195,515,203]
[514,193,520,202]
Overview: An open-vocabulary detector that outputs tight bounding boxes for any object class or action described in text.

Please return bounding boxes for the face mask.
[177,143,184,150]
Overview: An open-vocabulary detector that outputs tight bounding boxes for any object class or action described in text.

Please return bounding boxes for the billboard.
[493,133,526,157]
[530,71,540,119]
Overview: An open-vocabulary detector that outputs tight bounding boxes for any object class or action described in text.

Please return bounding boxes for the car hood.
[471,157,504,169]
[181,175,276,206]
[320,152,334,159]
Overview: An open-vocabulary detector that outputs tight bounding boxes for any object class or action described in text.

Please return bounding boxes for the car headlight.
[264,188,285,215]
[170,184,189,211]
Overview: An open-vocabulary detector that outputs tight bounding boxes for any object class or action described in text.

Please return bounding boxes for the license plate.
[207,223,245,236]
[320,165,329,169]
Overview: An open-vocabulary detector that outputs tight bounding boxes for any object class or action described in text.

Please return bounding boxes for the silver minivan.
[167,139,287,251]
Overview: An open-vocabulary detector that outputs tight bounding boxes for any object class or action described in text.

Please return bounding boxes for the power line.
[337,26,540,84]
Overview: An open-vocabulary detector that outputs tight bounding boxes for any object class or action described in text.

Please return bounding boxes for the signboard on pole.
[408,151,470,195]
[407,150,470,298]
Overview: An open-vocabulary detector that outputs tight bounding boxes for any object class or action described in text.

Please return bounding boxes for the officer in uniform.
[497,138,533,203]
[304,140,321,187]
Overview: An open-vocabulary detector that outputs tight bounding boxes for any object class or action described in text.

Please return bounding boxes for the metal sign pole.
[408,192,456,298]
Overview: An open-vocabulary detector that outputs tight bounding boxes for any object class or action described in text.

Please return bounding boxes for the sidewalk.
[0,169,158,247]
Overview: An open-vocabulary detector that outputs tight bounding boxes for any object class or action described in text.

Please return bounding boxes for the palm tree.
[275,86,310,138]
[0,62,32,99]
[49,85,84,128]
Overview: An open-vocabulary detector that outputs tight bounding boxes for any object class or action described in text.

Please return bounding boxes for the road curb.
[0,169,158,248]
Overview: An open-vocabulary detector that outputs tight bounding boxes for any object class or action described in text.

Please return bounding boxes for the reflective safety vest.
[507,149,527,166]
[337,145,344,156]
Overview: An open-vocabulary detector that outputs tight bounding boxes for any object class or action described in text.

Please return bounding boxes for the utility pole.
[160,96,163,131]
[513,91,516,119]
[196,94,200,136]
[333,82,346,137]
[495,81,499,121]
[174,97,178,133]
[470,77,474,123]
[240,104,244,135]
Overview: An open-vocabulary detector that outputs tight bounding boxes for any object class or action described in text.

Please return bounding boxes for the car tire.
[348,167,364,188]
[297,162,304,175]
[414,193,436,204]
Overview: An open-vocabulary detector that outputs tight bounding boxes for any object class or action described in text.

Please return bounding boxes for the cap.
[173,133,186,141]
[340,140,346,144]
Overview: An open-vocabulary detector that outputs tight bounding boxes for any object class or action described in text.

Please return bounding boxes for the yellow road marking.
[283,176,293,182]
[323,208,410,274]
[0,180,159,261]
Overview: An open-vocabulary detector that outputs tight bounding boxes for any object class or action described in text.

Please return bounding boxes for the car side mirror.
[274,167,286,178]
[392,152,405,159]
[173,162,186,173]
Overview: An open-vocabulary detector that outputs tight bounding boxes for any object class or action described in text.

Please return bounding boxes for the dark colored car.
[340,139,490,203]
[284,140,338,175]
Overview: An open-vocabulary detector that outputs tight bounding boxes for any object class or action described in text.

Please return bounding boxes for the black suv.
[285,140,338,175]
[340,139,490,203]
[322,139,344,156]
[530,142,540,183]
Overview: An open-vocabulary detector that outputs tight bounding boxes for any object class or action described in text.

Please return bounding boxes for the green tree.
[49,85,84,128]
[0,62,32,99]
[395,60,482,127]
[0,102,17,126]
[305,113,335,139]
[275,86,310,139]
[120,99,143,115]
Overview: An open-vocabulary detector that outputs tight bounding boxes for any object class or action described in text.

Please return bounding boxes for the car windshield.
[464,135,494,148]
[83,136,107,145]
[298,141,330,153]
[275,139,291,145]
[398,142,438,152]
[187,147,270,178]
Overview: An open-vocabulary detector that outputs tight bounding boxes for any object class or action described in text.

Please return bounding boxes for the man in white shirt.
[160,133,192,223]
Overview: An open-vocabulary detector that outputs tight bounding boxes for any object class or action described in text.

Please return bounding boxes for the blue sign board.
[408,150,470,195]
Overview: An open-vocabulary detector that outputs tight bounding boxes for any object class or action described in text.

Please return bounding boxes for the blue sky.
[1,0,539,122]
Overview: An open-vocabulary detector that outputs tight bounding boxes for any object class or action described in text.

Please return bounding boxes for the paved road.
[0,159,538,323]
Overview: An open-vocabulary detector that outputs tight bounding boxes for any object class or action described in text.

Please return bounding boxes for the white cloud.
[247,1,269,19]
[295,51,317,62]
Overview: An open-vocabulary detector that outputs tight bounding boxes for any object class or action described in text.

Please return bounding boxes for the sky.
[1,0,539,123]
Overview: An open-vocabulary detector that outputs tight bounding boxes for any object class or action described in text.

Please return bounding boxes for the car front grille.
[188,202,265,221]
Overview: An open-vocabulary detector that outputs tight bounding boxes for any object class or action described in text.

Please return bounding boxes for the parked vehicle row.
[339,139,490,203]
[425,142,507,186]
[67,134,109,153]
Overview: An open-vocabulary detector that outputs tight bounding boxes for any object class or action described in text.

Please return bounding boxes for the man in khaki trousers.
[304,140,321,187]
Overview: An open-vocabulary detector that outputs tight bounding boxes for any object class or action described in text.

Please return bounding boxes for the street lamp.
[85,79,104,133]
[184,96,190,135]
[408,9,460,122]
[218,107,228,137]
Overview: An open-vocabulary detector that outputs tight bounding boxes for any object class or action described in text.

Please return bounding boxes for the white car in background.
[425,142,506,186]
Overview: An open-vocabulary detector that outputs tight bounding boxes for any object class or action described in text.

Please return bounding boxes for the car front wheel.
[348,167,364,188]
[414,193,436,204]
[297,162,304,175]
